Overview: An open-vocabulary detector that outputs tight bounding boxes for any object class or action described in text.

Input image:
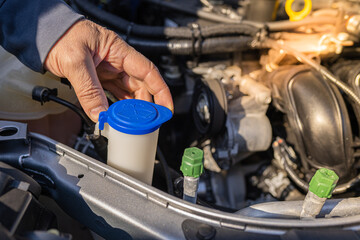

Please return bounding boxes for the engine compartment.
[3,0,360,239]
[94,0,360,207]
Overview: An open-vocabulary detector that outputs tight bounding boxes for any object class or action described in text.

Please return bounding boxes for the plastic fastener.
[309,168,339,198]
[180,147,204,178]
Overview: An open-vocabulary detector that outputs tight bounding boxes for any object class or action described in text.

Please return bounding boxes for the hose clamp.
[189,23,203,57]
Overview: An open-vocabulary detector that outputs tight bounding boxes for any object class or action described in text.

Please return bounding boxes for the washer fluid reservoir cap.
[98,99,172,135]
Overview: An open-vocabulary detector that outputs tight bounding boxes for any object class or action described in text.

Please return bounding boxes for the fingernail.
[167,104,174,114]
[90,106,107,122]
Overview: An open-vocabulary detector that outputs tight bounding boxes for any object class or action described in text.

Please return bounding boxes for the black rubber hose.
[48,95,93,128]
[199,23,259,37]
[47,95,108,162]
[201,36,253,54]
[124,35,254,55]
[282,157,309,192]
[32,86,93,128]
[74,0,165,38]
[89,136,108,163]
[156,147,174,195]
[118,35,171,54]
[282,149,360,194]
[73,0,260,39]
[163,23,259,38]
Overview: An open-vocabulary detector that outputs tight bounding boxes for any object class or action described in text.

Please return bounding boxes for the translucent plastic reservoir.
[98,99,172,185]
[102,124,159,184]
[0,47,77,120]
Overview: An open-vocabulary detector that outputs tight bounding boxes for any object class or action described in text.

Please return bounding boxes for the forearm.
[0,0,83,73]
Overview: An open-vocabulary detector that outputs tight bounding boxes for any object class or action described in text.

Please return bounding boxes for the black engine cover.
[269,66,354,180]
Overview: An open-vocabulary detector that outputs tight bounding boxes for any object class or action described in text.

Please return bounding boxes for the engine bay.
[3,0,360,239]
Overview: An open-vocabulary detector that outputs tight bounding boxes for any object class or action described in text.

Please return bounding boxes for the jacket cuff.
[0,0,84,73]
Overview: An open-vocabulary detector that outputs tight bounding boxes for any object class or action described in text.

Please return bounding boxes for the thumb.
[67,54,108,122]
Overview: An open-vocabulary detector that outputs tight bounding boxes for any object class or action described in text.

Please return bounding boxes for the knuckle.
[149,61,156,71]
[145,61,157,77]
[62,48,86,67]
[76,84,103,102]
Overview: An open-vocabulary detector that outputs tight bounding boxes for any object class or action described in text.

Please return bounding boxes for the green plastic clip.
[180,147,204,178]
[309,168,339,198]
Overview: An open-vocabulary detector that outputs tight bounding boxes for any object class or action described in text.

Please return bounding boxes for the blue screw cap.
[98,99,172,135]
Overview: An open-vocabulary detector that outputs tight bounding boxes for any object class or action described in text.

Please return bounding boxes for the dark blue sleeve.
[0,0,84,73]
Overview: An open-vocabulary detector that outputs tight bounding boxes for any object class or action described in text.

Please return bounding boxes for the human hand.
[45,20,173,122]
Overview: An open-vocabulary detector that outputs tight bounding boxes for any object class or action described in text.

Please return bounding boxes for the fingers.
[96,61,122,80]
[141,65,174,112]
[120,46,174,112]
[44,20,109,122]
[103,76,152,103]
[45,19,174,120]
[67,52,108,122]
[134,88,153,103]
[102,81,133,100]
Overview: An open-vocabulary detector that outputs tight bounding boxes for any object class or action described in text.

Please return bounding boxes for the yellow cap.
[285,0,312,22]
